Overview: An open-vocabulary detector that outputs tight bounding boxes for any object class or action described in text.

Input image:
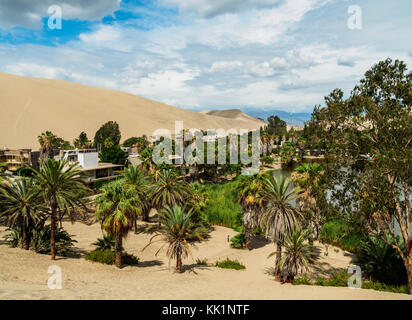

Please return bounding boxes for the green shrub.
[196,258,209,266]
[353,236,407,285]
[215,258,246,270]
[85,249,139,266]
[293,270,410,295]
[85,249,116,264]
[319,220,362,253]
[92,234,115,251]
[261,156,275,165]
[230,233,247,249]
[292,275,312,285]
[195,182,242,229]
[4,225,78,257]
[362,280,409,294]
[93,179,112,190]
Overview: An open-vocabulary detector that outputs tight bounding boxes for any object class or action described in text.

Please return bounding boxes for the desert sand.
[0,221,410,300]
[0,72,265,149]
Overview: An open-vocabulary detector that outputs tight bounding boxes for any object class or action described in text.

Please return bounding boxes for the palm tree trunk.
[50,208,57,260]
[134,220,137,234]
[22,224,29,250]
[176,253,182,273]
[115,233,122,268]
[274,242,282,281]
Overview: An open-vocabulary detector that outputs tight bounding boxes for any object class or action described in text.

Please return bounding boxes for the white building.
[58,149,123,183]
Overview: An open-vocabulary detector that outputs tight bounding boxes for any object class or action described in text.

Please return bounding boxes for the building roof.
[79,162,124,171]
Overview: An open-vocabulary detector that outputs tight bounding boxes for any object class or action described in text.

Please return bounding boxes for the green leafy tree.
[94,121,121,148]
[73,131,93,149]
[99,145,127,165]
[291,163,325,242]
[309,58,412,292]
[266,115,287,136]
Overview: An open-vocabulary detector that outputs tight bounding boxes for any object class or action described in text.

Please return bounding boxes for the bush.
[4,225,78,257]
[230,233,247,249]
[292,275,312,285]
[195,182,242,229]
[353,236,407,286]
[319,220,362,253]
[93,179,113,190]
[92,234,115,251]
[85,249,139,266]
[216,258,246,270]
[261,156,274,165]
[293,270,409,294]
[196,258,209,266]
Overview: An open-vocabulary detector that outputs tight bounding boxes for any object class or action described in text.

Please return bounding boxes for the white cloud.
[160,0,282,17]
[0,0,120,29]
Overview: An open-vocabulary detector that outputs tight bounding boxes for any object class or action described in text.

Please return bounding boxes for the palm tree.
[32,159,89,260]
[38,131,57,161]
[291,163,324,242]
[144,205,194,273]
[260,175,302,281]
[0,178,45,249]
[235,174,266,249]
[150,169,192,212]
[122,165,152,224]
[96,180,141,268]
[268,227,320,281]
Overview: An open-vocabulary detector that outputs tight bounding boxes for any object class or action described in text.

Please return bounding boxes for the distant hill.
[199,109,265,124]
[240,108,312,126]
[0,73,266,149]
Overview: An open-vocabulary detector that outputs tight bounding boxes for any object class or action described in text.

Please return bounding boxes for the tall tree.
[266,115,287,136]
[150,169,192,212]
[121,165,152,224]
[260,175,301,281]
[96,180,140,268]
[33,159,89,259]
[235,174,266,249]
[73,132,93,149]
[291,163,325,242]
[94,121,121,149]
[144,205,195,273]
[310,58,412,292]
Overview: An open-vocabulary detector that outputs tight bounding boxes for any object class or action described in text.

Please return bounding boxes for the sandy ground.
[0,72,265,149]
[0,222,411,300]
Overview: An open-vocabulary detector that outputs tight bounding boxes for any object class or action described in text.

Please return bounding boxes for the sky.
[0,0,411,114]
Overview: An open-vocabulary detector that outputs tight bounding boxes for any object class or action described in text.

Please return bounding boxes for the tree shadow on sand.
[249,235,271,250]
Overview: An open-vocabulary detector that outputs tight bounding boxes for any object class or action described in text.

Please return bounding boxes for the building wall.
[77,152,99,169]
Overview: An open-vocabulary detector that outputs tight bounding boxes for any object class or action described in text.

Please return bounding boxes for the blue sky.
[0,0,411,113]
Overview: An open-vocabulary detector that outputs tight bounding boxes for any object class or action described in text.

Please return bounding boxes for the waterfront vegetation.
[0,58,411,295]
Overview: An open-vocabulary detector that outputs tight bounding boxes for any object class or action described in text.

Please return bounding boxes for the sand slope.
[0,222,410,300]
[0,73,266,149]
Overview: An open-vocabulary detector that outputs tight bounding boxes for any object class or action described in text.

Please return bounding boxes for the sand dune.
[0,73,266,149]
[200,109,264,123]
[0,222,410,300]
